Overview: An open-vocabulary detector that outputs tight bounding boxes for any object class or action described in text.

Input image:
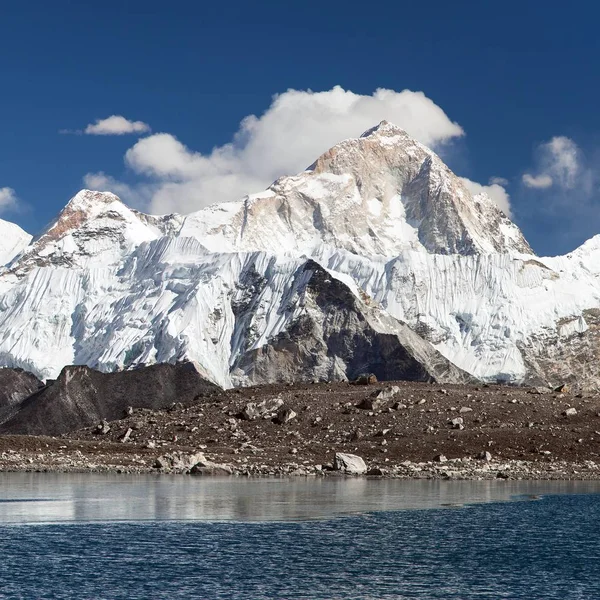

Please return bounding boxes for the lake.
[0,474,598,599]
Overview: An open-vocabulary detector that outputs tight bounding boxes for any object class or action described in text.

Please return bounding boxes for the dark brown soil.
[1,379,599,478]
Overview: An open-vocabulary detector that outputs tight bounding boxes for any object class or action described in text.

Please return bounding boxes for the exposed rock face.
[0,368,44,422]
[233,261,474,385]
[0,361,220,436]
[520,308,600,393]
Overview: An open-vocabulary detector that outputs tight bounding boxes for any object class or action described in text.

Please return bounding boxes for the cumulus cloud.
[522,173,553,189]
[0,187,20,214]
[85,86,464,214]
[459,177,512,217]
[522,136,584,191]
[62,116,151,136]
[489,176,509,186]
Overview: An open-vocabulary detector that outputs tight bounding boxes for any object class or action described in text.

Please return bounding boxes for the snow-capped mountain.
[181,121,531,256]
[0,121,598,390]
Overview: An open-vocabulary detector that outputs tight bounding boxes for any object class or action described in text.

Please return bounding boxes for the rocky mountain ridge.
[0,121,598,390]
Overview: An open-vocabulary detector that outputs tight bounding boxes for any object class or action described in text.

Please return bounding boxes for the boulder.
[528,386,551,395]
[563,407,577,416]
[239,397,284,421]
[333,452,367,475]
[352,373,378,385]
[349,428,363,441]
[154,451,207,473]
[95,420,111,435]
[356,397,381,410]
[240,403,261,421]
[372,386,400,400]
[476,451,492,462]
[450,417,464,429]
[274,407,297,424]
[190,461,233,476]
[366,467,385,476]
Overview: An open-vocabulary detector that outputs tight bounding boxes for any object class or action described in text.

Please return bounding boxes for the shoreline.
[1,437,600,481]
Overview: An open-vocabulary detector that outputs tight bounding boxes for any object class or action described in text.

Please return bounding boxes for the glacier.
[0,121,599,390]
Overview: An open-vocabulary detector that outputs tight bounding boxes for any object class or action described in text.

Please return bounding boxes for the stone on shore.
[333,452,367,474]
[190,461,233,476]
[154,451,206,473]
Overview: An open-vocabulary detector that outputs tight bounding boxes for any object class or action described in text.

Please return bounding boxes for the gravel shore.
[2,379,600,480]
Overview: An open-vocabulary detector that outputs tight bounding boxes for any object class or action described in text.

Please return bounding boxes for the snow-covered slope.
[0,123,598,390]
[0,219,31,266]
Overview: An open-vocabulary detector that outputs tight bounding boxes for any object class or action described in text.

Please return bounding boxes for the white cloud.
[544,136,580,188]
[0,187,20,214]
[85,86,464,214]
[522,173,553,189]
[459,178,512,217]
[85,116,151,135]
[61,116,151,136]
[489,176,508,186]
[519,134,600,250]
[522,136,583,191]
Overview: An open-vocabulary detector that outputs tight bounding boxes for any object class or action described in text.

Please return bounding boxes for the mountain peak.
[8,190,163,273]
[64,189,123,213]
[187,121,530,257]
[360,120,408,139]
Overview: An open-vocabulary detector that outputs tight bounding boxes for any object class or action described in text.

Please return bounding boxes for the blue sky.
[1,0,599,255]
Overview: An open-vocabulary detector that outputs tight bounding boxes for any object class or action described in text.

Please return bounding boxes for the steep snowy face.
[0,220,32,266]
[9,190,183,274]
[181,121,531,257]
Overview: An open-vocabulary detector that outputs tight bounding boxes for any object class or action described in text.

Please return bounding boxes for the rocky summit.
[0,122,597,391]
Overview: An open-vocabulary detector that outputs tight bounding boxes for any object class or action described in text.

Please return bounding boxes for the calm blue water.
[0,475,599,599]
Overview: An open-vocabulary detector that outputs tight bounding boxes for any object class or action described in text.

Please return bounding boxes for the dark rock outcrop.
[0,367,44,422]
[234,261,475,386]
[0,361,220,436]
